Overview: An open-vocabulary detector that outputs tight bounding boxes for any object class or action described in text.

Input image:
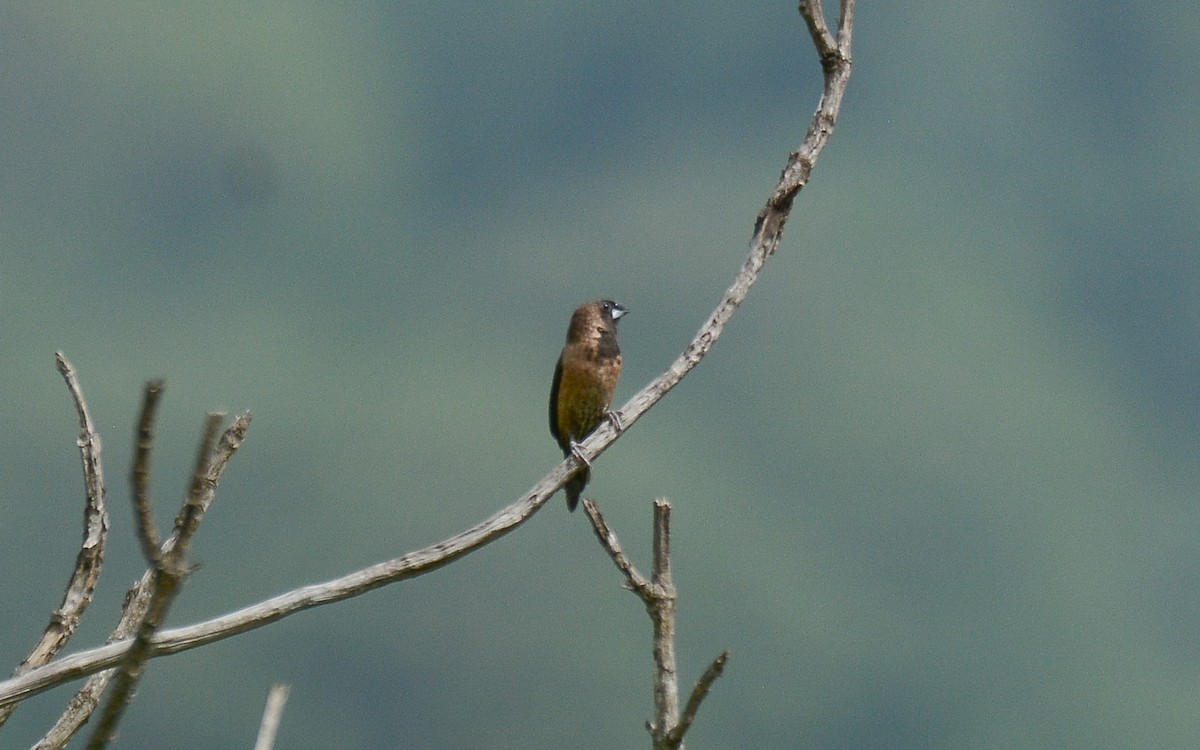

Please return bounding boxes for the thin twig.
[665,650,730,748]
[131,380,165,564]
[253,684,291,750]
[85,410,228,749]
[33,412,252,749]
[0,355,110,731]
[581,499,652,598]
[169,412,225,566]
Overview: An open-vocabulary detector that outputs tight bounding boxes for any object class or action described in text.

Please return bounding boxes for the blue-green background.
[3,3,1199,748]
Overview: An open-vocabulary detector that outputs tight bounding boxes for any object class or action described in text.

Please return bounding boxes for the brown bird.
[549,299,627,510]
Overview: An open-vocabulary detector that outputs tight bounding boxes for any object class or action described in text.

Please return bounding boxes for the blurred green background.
[3,3,1199,748]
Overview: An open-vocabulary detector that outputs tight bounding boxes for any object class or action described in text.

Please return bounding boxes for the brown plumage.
[549,299,627,510]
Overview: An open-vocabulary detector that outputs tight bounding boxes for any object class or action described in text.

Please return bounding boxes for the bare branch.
[581,499,652,598]
[578,2,854,474]
[1,463,552,709]
[169,412,224,557]
[646,500,681,749]
[665,650,730,748]
[253,684,291,750]
[2,0,855,720]
[33,412,253,748]
[85,411,230,749]
[837,0,856,50]
[0,355,110,731]
[589,499,724,750]
[130,380,165,564]
[799,0,833,52]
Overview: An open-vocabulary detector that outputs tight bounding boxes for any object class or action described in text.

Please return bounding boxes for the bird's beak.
[612,304,628,320]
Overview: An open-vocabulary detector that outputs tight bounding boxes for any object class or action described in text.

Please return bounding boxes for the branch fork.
[583,498,729,750]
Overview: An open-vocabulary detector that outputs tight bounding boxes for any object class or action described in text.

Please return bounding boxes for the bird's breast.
[554,353,622,443]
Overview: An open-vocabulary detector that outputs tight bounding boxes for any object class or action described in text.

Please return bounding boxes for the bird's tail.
[565,466,589,512]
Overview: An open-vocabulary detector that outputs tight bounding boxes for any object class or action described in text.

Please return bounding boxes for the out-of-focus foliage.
[2,3,1199,748]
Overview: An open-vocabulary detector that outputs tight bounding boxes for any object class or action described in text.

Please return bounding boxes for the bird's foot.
[605,410,624,432]
[568,440,593,468]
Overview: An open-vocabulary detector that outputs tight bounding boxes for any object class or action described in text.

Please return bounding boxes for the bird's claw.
[605,410,624,432]
[569,440,592,468]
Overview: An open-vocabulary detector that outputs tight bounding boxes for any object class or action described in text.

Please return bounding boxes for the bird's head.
[568,299,628,342]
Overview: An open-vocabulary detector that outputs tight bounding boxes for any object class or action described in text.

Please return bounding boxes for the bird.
[549,299,627,511]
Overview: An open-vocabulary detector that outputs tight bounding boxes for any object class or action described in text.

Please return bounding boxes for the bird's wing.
[548,353,566,452]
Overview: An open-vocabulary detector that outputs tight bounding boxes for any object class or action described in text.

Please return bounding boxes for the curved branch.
[0,0,854,711]
[0,354,109,730]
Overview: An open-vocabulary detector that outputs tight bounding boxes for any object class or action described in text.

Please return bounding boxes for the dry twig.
[85,397,228,748]
[34,411,251,749]
[0,355,110,731]
[584,499,725,750]
[253,684,292,750]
